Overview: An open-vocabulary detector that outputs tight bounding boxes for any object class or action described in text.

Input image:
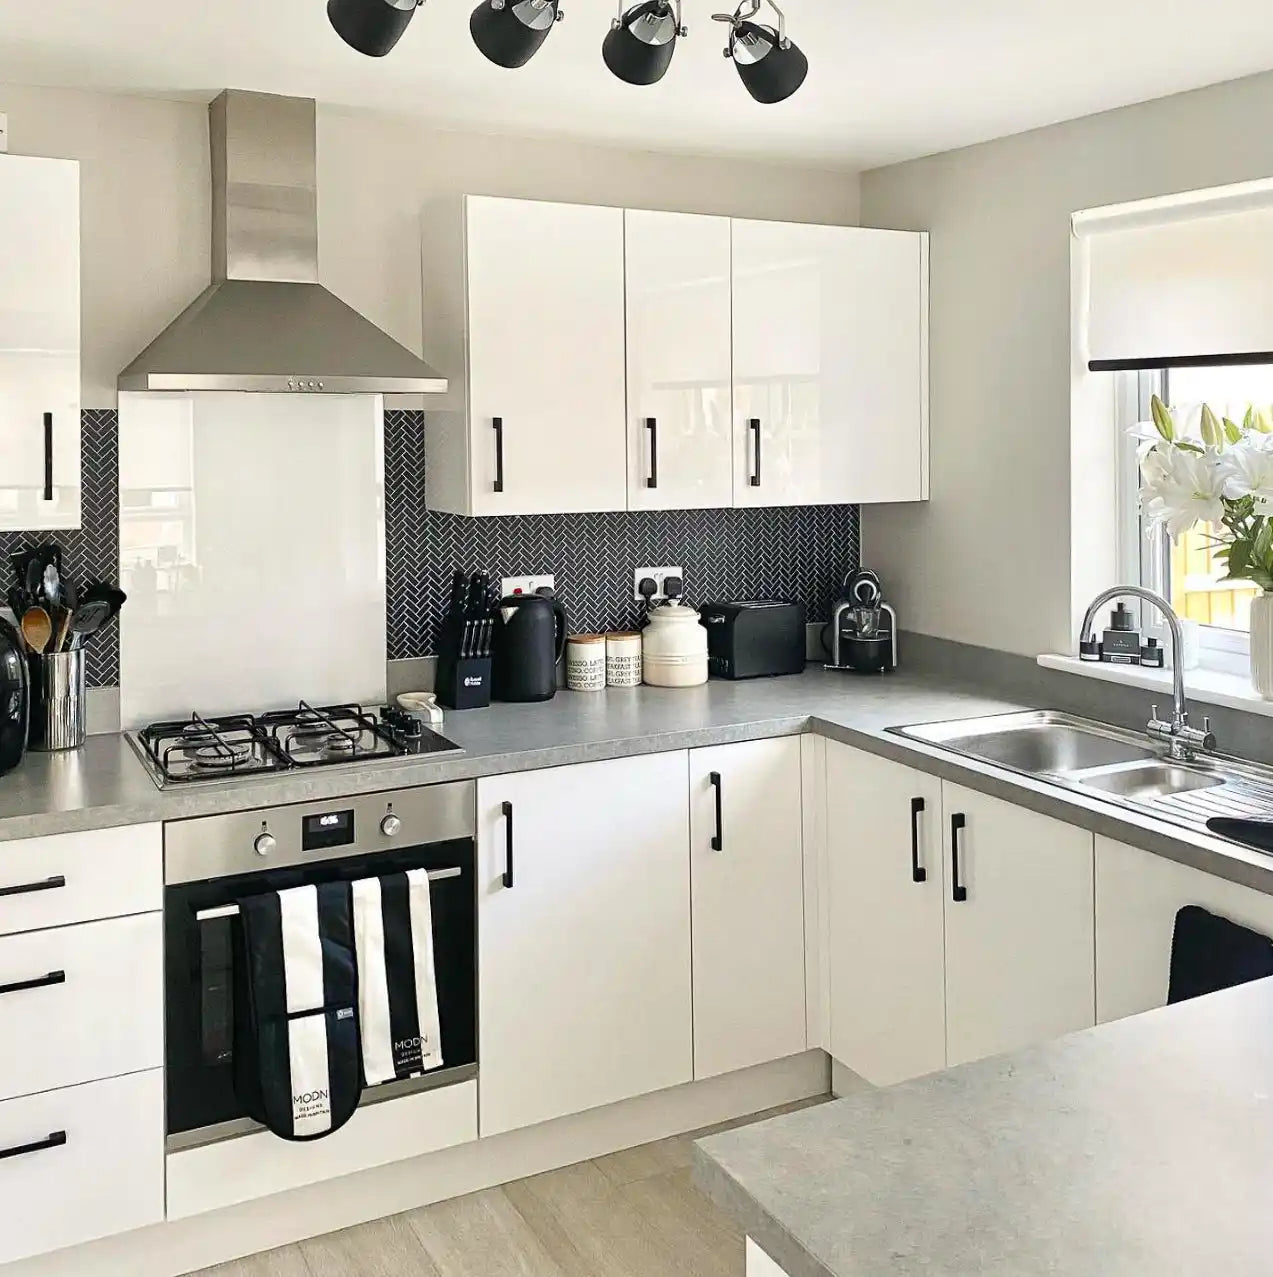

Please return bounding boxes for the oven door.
[164,837,477,1146]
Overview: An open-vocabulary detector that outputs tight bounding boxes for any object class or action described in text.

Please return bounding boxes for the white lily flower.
[1221,433,1273,512]
[1140,444,1228,538]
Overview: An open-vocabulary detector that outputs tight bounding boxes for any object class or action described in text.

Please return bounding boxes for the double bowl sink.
[892,710,1273,835]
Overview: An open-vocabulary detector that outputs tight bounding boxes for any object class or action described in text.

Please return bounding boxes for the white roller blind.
[1076,177,1273,367]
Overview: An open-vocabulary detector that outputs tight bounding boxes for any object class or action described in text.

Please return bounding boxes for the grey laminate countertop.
[695,977,1273,1277]
[2,667,1273,894]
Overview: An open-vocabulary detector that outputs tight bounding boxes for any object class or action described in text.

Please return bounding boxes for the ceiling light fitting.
[711,0,808,104]
[327,0,806,102]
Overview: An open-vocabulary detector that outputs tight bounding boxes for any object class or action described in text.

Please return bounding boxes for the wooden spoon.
[21,606,52,654]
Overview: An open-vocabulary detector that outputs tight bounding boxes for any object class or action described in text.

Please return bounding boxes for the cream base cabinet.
[0,154,81,531]
[421,195,627,516]
[476,754,693,1137]
[689,738,806,1080]
[941,784,1095,1067]
[731,219,927,508]
[1096,837,1273,1023]
[825,743,946,1086]
[625,210,733,511]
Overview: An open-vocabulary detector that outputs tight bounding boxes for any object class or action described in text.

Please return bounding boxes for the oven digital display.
[302,809,355,851]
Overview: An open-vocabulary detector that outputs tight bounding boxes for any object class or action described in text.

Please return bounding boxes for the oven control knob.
[253,832,277,857]
[380,813,402,838]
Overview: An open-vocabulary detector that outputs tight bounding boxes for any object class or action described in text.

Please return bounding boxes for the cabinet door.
[465,196,627,515]
[1096,837,1273,1024]
[732,219,925,508]
[625,210,733,511]
[941,784,1094,1066]
[0,155,80,531]
[825,743,945,1085]
[477,754,693,1137]
[689,738,805,1079]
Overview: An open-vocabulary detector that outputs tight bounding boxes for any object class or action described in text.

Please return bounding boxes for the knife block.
[435,619,491,711]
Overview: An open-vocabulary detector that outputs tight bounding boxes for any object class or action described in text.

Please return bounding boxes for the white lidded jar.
[642,602,708,688]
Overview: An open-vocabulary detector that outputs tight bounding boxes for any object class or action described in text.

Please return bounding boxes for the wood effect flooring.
[191,1099,827,1277]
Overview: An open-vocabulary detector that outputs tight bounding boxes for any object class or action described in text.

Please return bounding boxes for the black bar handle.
[951,813,967,902]
[749,418,762,487]
[0,1130,66,1163]
[492,417,505,494]
[0,970,65,998]
[43,412,53,502]
[910,797,927,883]
[502,800,514,888]
[646,417,658,489]
[710,771,724,851]
[0,874,66,900]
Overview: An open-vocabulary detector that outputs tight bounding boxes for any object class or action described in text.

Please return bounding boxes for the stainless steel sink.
[891,710,1273,837]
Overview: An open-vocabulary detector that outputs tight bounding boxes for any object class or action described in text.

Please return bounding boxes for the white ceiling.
[2,0,1273,169]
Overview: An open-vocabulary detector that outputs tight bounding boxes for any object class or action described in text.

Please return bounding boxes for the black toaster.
[699,600,806,680]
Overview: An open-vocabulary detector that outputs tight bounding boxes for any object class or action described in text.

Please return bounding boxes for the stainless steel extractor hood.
[119,90,446,395]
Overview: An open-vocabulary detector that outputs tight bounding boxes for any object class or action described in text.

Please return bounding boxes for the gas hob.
[131,700,462,789]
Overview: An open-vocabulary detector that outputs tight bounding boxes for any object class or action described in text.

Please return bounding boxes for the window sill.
[1037,653,1273,720]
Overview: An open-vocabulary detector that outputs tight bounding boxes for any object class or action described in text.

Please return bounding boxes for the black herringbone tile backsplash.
[5,409,859,686]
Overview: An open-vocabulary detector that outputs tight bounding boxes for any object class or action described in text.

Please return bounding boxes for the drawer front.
[0,913,163,1100]
[0,1069,164,1265]
[0,823,161,936]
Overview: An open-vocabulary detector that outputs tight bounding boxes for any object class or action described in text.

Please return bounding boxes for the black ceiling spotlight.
[327,0,425,57]
[711,0,807,104]
[603,1,687,87]
[470,0,564,69]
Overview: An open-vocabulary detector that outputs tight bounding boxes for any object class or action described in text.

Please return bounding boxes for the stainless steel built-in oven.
[164,781,477,1147]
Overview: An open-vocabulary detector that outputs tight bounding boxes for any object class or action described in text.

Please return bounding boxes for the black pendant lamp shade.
[471,0,562,69]
[327,0,422,57]
[728,18,807,103]
[603,1,684,86]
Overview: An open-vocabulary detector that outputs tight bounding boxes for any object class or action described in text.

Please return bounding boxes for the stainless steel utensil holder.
[28,650,86,751]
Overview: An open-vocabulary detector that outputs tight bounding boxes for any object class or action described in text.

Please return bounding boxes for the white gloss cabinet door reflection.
[0,155,80,531]
[625,210,733,510]
[119,392,386,728]
[731,219,926,507]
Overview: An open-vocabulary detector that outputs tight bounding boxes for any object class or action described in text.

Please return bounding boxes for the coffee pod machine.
[826,569,898,674]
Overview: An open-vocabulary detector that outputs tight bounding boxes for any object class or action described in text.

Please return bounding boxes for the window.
[1117,363,1273,674]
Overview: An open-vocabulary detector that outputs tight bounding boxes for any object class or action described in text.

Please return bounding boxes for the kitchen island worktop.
[3,667,1273,895]
[695,976,1273,1277]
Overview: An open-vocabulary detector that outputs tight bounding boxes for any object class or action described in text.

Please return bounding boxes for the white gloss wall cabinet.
[731,219,927,507]
[421,195,628,516]
[0,1069,164,1265]
[941,784,1095,1067]
[625,210,733,510]
[118,391,386,728]
[0,154,81,531]
[689,738,806,1079]
[825,744,946,1086]
[1095,837,1273,1024]
[476,754,694,1137]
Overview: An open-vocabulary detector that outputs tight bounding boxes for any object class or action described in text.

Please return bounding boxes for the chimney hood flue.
[118,90,446,395]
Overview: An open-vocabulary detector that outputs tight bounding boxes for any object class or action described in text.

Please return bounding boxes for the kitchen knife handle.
[710,771,724,852]
[42,412,53,502]
[0,1130,66,1163]
[950,813,967,902]
[749,418,762,488]
[910,797,927,883]
[0,874,66,899]
[492,417,505,494]
[0,970,65,998]
[646,417,658,489]
[502,800,514,889]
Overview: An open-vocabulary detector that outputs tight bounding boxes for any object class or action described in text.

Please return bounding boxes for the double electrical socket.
[501,574,556,598]
[633,566,684,603]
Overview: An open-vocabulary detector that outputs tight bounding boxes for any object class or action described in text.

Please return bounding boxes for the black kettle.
[0,617,29,776]
[492,592,568,703]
